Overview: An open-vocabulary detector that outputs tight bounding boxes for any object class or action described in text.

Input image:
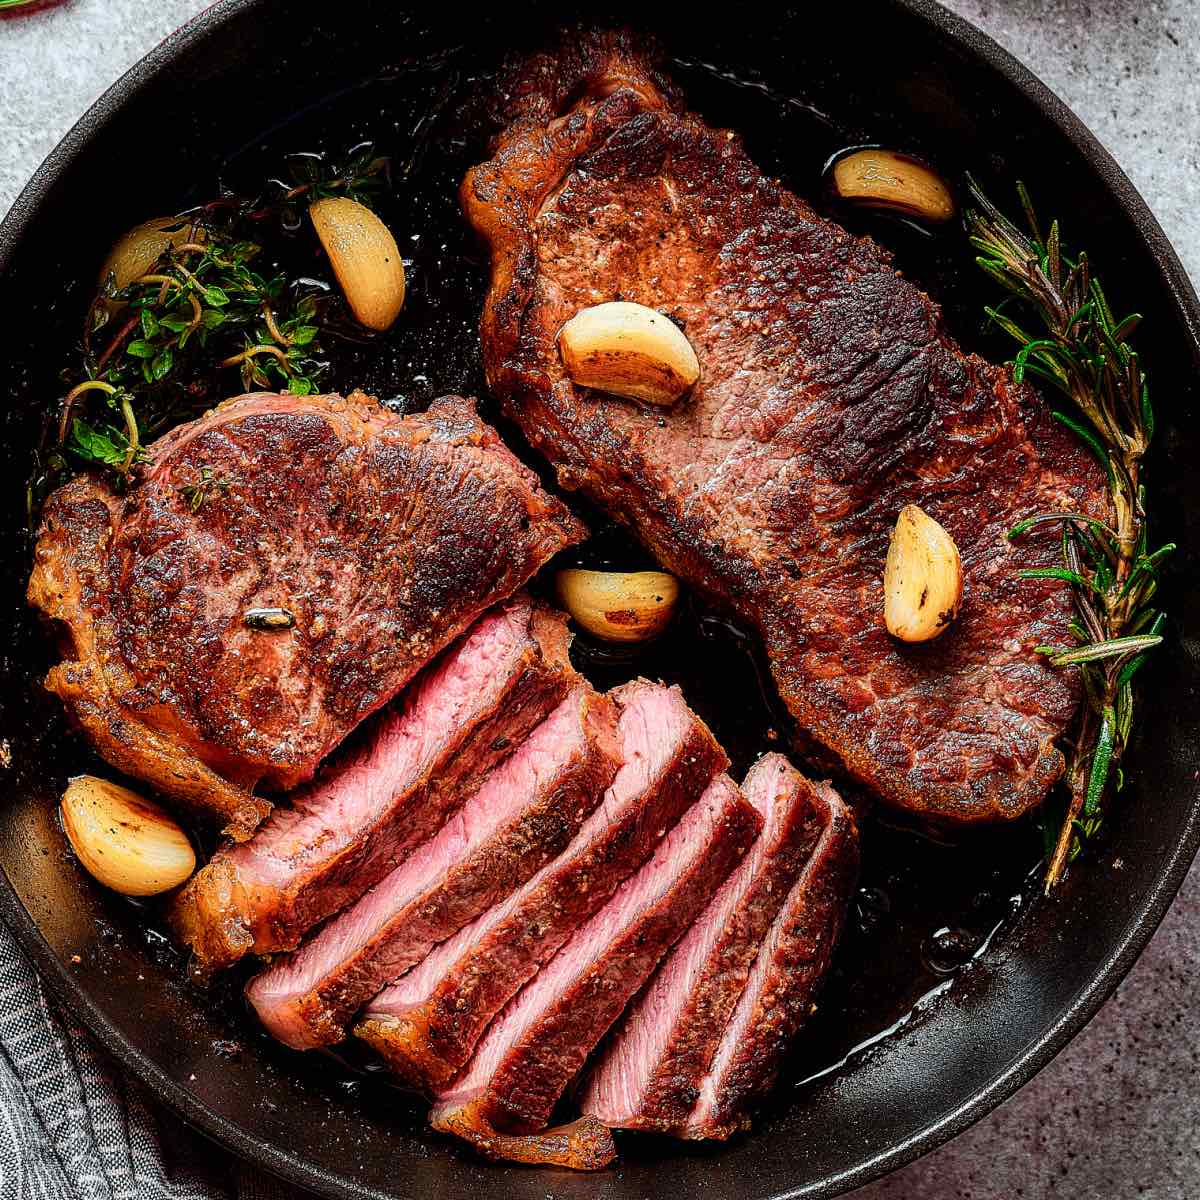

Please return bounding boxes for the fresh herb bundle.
[35,144,389,519]
[966,178,1170,892]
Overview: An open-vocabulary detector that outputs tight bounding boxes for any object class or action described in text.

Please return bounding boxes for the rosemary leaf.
[1116,681,1134,746]
[1006,511,1118,543]
[1018,567,1097,591]
[1084,708,1116,816]
[1050,411,1114,481]
[1047,634,1163,666]
[984,305,1037,348]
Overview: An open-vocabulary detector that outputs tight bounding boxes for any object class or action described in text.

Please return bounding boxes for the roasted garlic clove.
[831,149,955,224]
[60,775,196,896]
[883,505,963,642]
[558,301,700,406]
[555,568,680,643]
[99,216,199,294]
[309,197,406,332]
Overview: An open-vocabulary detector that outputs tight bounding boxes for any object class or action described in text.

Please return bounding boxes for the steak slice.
[428,772,761,1142]
[463,32,1108,825]
[679,773,859,1140]
[171,598,576,971]
[245,685,621,1049]
[581,753,824,1130]
[27,390,583,838]
[356,679,726,1091]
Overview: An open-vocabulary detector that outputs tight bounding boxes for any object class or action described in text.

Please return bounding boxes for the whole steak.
[463,32,1107,824]
[27,391,583,838]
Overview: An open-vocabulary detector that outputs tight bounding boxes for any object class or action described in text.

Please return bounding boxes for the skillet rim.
[0,0,1197,1196]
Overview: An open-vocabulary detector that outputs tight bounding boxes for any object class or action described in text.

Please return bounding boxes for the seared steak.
[581,753,824,1130]
[427,1114,616,1171]
[356,679,726,1091]
[172,598,576,971]
[679,769,858,1139]
[428,773,760,1143]
[463,32,1107,824]
[28,391,583,838]
[246,685,621,1049]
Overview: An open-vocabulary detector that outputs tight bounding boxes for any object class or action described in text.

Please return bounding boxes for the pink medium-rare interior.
[436,771,732,1107]
[583,762,790,1121]
[688,781,842,1126]
[247,687,593,1016]
[365,681,693,1018]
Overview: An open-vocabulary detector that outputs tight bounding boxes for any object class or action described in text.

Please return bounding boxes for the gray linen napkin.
[0,917,297,1200]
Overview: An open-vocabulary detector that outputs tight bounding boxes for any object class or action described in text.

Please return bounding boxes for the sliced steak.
[246,685,621,1049]
[581,753,824,1130]
[427,773,761,1141]
[356,679,725,1091]
[171,598,576,971]
[27,391,583,838]
[680,774,859,1140]
[463,32,1108,825]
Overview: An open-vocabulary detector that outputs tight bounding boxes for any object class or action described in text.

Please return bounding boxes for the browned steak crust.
[27,391,584,838]
[462,31,1109,825]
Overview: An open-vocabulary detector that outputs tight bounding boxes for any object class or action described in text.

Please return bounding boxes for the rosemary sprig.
[966,178,1170,892]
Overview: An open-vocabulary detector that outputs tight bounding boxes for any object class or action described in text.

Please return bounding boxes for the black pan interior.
[1,3,1198,1198]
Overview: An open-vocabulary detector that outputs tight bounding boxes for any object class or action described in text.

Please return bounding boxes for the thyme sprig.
[36,145,389,518]
[966,178,1170,892]
[59,230,325,485]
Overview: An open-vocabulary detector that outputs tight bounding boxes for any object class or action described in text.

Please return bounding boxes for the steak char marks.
[463,32,1108,825]
[28,391,583,838]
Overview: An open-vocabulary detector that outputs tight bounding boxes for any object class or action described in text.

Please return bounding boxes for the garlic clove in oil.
[555,568,680,643]
[558,301,700,406]
[831,149,955,225]
[60,775,196,897]
[99,216,200,296]
[309,197,406,332]
[883,505,963,642]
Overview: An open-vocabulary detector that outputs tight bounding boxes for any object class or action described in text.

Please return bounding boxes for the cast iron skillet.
[1,2,1198,1197]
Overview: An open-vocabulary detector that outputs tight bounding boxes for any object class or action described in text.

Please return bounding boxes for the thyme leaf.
[177,466,229,513]
[69,418,134,469]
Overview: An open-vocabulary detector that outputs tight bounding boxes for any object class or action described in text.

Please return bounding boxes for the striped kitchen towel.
[0,918,297,1200]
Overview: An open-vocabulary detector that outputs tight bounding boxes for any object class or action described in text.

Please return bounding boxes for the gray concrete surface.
[1,2,1197,1197]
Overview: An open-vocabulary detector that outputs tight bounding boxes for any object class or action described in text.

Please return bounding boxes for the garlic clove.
[309,197,406,332]
[60,775,196,897]
[99,216,199,295]
[883,505,963,642]
[555,568,680,643]
[558,301,700,406]
[831,149,955,224]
